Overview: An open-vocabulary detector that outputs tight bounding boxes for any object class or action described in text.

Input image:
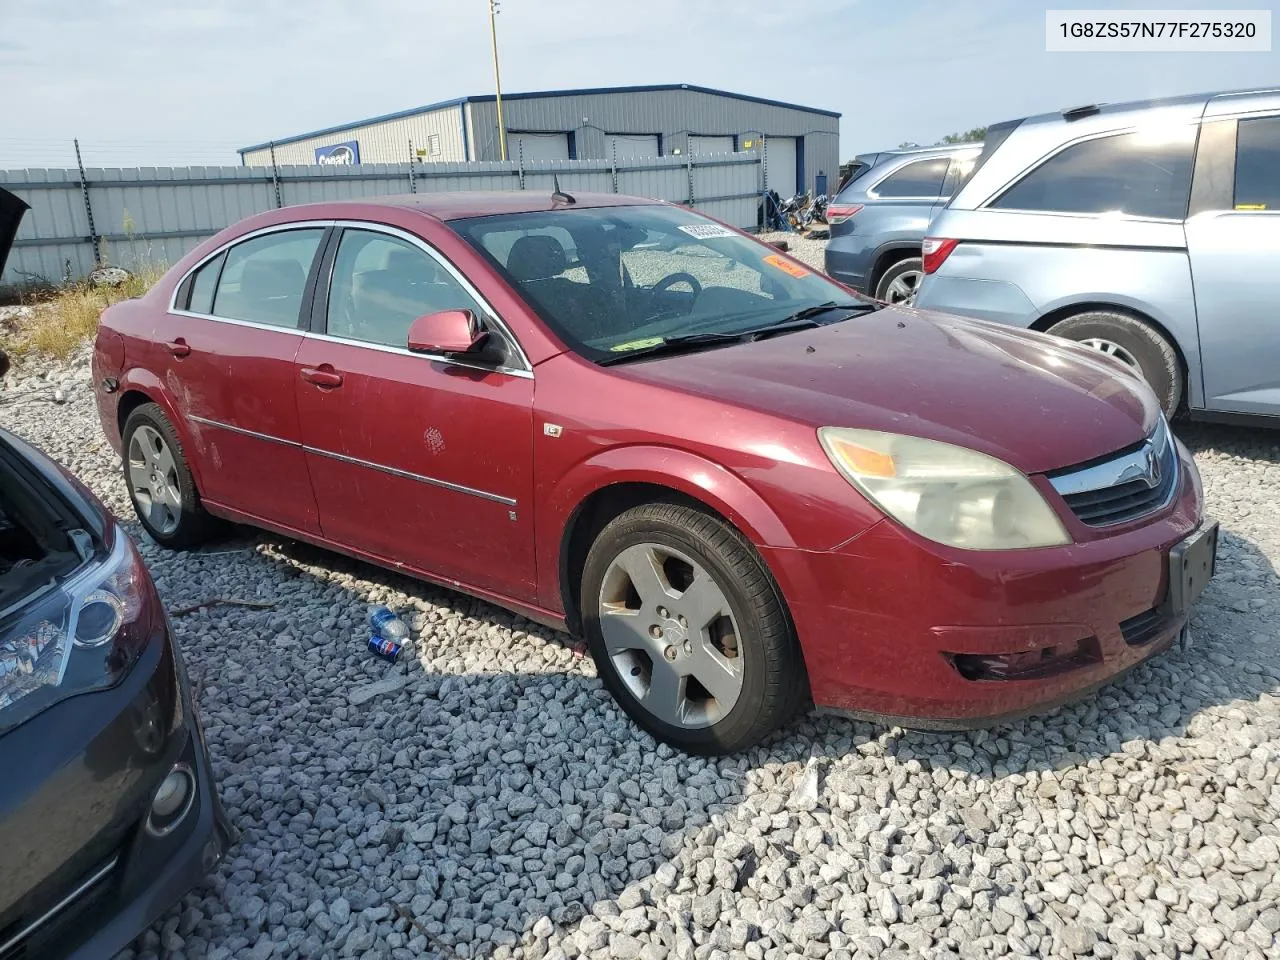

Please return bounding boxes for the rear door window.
[991,128,1197,220]
[873,158,950,199]
[210,229,324,328]
[1234,116,1280,211]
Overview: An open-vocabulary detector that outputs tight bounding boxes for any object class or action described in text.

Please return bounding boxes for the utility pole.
[489,0,508,161]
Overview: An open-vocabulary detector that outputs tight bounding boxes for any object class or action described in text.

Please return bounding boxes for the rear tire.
[122,403,221,549]
[1048,310,1183,417]
[874,257,924,304]
[580,502,806,755]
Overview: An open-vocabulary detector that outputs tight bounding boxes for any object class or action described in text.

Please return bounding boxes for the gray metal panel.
[242,105,467,167]
[445,88,839,191]
[1,154,763,286]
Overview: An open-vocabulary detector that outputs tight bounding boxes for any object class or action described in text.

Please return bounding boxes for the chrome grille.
[1048,418,1179,527]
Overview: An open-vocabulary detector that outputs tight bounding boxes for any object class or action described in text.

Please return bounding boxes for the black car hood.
[0,186,29,279]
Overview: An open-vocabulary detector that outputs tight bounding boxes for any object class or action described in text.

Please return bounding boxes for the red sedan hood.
[614,307,1160,475]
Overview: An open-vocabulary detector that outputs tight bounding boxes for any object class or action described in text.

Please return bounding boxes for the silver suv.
[916,88,1280,423]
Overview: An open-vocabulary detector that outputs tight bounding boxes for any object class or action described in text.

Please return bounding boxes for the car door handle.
[165,339,190,358]
[300,366,344,389]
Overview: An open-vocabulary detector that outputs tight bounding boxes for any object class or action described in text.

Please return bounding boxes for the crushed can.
[367,635,402,663]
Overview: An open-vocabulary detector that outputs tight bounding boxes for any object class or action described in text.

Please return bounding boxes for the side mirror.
[407,309,489,356]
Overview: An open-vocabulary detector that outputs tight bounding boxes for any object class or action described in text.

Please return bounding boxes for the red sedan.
[92,191,1217,754]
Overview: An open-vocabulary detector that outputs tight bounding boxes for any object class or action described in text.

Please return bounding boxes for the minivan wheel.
[579,502,805,755]
[1049,310,1183,417]
[122,403,220,548]
[874,258,924,304]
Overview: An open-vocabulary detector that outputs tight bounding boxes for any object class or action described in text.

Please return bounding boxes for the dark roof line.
[238,83,841,154]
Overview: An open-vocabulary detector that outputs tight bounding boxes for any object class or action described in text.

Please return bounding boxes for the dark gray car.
[823,143,981,302]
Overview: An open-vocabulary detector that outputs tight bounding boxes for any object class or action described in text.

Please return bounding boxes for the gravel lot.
[2,312,1278,960]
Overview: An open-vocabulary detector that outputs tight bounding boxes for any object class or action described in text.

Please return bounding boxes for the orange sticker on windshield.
[763,253,809,278]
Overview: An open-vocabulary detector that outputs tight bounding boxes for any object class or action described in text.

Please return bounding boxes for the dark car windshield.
[450,204,872,363]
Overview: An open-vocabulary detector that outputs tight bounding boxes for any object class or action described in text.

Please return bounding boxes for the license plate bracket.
[1165,521,1218,618]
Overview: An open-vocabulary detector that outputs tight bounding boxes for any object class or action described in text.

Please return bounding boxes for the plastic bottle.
[367,605,409,642]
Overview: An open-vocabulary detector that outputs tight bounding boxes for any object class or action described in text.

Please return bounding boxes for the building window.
[428,134,442,157]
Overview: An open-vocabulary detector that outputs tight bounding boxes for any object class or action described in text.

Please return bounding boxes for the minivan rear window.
[991,128,1197,220]
[1234,116,1280,211]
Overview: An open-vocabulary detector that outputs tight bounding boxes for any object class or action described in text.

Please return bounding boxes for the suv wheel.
[875,258,923,304]
[123,403,221,548]
[579,502,806,755]
[1048,311,1183,417]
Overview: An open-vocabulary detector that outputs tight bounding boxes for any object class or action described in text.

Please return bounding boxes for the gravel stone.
[7,310,1279,960]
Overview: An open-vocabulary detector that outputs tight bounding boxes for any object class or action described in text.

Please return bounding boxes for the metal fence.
[0,151,765,288]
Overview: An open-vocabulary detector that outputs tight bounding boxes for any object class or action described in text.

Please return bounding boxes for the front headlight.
[818,427,1071,550]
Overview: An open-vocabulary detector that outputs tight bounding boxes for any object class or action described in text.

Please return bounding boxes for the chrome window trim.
[0,856,119,955]
[865,156,954,201]
[327,219,534,375]
[168,220,336,314]
[303,330,533,379]
[186,415,516,506]
[1048,417,1180,521]
[166,218,535,379]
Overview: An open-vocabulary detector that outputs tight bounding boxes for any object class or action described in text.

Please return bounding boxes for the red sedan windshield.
[451,204,863,361]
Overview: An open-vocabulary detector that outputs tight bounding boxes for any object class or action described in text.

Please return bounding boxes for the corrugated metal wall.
[0,153,763,287]
[238,89,839,194]
[465,88,839,192]
[241,105,468,166]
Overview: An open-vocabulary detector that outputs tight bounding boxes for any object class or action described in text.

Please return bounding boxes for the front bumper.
[765,442,1207,726]
[0,626,229,960]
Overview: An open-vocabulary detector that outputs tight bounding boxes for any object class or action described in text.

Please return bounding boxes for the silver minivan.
[915,88,1280,423]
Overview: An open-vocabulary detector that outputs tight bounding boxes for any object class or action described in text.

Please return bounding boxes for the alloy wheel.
[1078,337,1142,372]
[597,542,744,729]
[884,269,922,305]
[127,424,182,535]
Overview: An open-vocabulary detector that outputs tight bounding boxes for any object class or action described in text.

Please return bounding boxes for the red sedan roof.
[353,191,663,221]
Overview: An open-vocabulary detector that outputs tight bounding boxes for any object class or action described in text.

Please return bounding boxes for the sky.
[0,0,1276,169]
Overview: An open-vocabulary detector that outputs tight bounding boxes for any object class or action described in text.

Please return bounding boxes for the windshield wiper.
[597,302,880,366]
[771,301,880,326]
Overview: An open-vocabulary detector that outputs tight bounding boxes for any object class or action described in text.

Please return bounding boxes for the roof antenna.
[552,174,576,205]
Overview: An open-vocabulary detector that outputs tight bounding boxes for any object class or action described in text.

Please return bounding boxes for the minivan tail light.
[922,237,959,274]
[826,204,863,225]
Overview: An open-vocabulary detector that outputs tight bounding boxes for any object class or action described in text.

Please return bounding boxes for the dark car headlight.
[1,529,160,731]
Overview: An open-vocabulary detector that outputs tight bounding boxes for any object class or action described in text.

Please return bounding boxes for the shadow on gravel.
[128,419,1279,959]
[1177,420,1280,466]
[138,532,773,959]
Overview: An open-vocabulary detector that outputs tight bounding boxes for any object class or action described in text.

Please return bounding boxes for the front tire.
[1048,310,1183,417]
[122,403,220,549]
[580,502,805,755]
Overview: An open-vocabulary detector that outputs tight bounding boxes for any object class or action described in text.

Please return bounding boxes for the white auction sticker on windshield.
[678,223,736,239]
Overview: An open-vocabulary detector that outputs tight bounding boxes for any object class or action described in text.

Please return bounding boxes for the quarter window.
[326,230,484,348]
[1234,116,1280,211]
[210,229,323,327]
[186,251,224,314]
[992,129,1197,220]
[874,158,950,198]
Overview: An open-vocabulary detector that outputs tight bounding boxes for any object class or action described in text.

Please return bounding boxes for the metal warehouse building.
[238,83,840,196]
